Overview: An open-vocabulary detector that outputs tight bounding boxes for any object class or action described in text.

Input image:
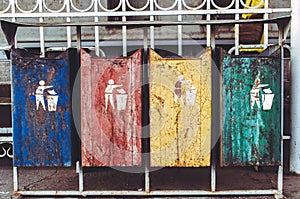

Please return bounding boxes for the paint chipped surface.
[221,51,281,166]
[81,49,142,167]
[12,48,71,167]
[149,48,211,167]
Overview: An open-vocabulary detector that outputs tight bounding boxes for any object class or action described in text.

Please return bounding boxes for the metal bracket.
[277,17,291,44]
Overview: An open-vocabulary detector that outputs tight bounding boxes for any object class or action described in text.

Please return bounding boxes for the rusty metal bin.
[12,48,72,167]
[80,49,142,167]
[149,48,212,167]
[221,47,281,166]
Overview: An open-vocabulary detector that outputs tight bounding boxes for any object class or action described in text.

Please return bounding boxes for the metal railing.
[0,0,293,198]
[0,0,292,56]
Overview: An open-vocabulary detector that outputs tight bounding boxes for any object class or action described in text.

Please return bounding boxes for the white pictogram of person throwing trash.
[35,80,59,112]
[105,79,128,111]
[250,78,274,110]
[174,75,196,106]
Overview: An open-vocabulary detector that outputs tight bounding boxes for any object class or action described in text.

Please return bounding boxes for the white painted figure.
[250,78,273,110]
[174,75,196,105]
[35,80,53,111]
[35,80,59,112]
[105,79,123,110]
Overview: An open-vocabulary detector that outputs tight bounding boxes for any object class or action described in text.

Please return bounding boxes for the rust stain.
[12,48,71,167]
[81,49,142,167]
[221,49,281,166]
[149,48,212,167]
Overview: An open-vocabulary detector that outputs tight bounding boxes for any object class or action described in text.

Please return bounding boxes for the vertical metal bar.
[263,0,269,49]
[10,3,18,189]
[234,0,239,55]
[76,25,83,192]
[11,0,17,48]
[277,26,284,194]
[66,0,72,48]
[122,0,127,56]
[210,25,216,192]
[94,0,100,56]
[76,161,84,192]
[211,158,216,192]
[13,166,18,192]
[177,0,182,56]
[290,0,300,174]
[38,0,45,57]
[143,27,150,193]
[277,49,284,195]
[76,26,81,52]
[10,0,15,23]
[150,0,154,49]
[206,0,211,47]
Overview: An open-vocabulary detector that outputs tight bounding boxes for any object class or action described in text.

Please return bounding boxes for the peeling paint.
[149,48,211,167]
[221,49,281,166]
[81,49,142,167]
[12,48,72,167]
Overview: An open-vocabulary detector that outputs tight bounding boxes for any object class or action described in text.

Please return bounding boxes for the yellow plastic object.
[149,48,212,167]
[242,0,265,19]
[239,36,264,53]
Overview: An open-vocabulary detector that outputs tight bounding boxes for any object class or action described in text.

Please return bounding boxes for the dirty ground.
[0,157,300,199]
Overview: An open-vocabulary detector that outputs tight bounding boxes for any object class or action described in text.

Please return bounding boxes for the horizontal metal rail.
[17,189,279,197]
[0,136,12,142]
[0,8,291,18]
[13,38,290,49]
[1,16,291,27]
[0,128,12,134]
[0,82,11,85]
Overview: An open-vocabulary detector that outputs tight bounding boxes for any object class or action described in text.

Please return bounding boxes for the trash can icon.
[262,88,274,110]
[262,93,274,110]
[47,90,59,112]
[185,85,197,106]
[116,89,128,111]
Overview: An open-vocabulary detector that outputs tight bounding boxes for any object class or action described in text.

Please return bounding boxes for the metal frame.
[290,0,300,174]
[0,0,291,52]
[0,49,13,159]
[0,0,291,198]
[11,18,291,198]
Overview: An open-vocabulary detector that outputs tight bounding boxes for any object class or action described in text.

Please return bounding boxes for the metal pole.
[122,0,127,56]
[177,0,182,56]
[38,0,45,57]
[76,25,83,191]
[150,0,154,49]
[13,166,18,192]
[76,161,84,192]
[277,27,284,195]
[263,0,269,49]
[143,27,150,193]
[210,24,216,192]
[66,0,72,48]
[206,0,211,47]
[234,0,240,55]
[94,0,100,56]
[10,0,17,48]
[290,0,300,174]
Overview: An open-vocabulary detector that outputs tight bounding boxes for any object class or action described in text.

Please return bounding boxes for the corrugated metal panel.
[149,48,211,167]
[12,48,72,167]
[221,49,281,166]
[81,49,142,167]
